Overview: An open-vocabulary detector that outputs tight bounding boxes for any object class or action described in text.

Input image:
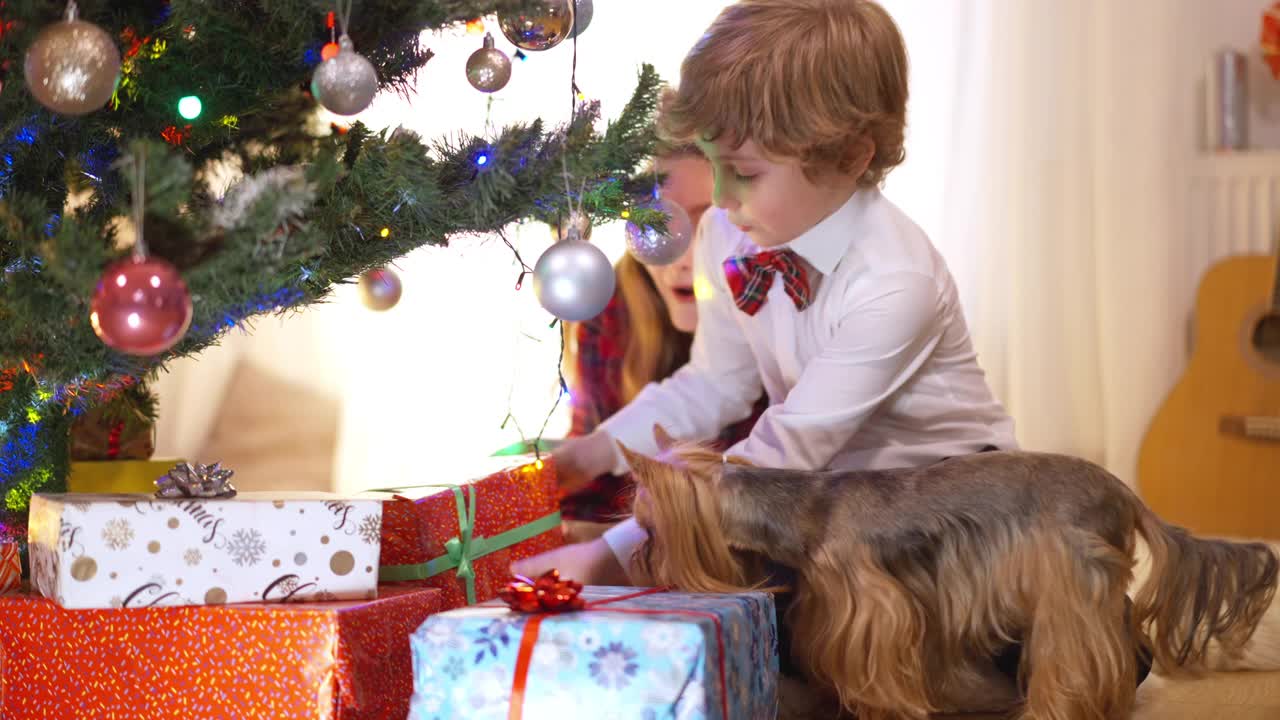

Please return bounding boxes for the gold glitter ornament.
[358,267,402,311]
[498,0,575,52]
[466,33,512,93]
[24,1,122,115]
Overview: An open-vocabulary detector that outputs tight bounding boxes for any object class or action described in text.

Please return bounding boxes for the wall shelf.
[1190,150,1280,179]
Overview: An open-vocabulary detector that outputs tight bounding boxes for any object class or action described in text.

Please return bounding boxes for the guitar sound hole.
[1254,313,1280,364]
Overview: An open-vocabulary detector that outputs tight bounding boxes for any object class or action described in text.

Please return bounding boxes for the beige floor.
[1127,671,1280,719]
[935,671,1280,719]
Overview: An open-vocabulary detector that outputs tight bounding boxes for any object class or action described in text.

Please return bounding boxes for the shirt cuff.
[596,416,646,476]
[601,517,649,572]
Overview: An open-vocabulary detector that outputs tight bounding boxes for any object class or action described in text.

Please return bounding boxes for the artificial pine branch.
[0,0,667,541]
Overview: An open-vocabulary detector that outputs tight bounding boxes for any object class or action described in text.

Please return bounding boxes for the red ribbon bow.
[498,569,585,613]
[497,572,727,720]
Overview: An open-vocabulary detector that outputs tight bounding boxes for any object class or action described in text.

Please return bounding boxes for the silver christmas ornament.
[625,197,694,266]
[499,0,575,52]
[569,0,594,38]
[358,267,402,311]
[466,33,512,93]
[532,239,615,321]
[24,1,121,116]
[311,34,378,116]
[155,462,237,499]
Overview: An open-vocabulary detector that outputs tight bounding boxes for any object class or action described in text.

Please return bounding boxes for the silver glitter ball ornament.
[532,239,615,322]
[311,34,378,116]
[625,197,694,266]
[24,2,121,116]
[466,33,512,93]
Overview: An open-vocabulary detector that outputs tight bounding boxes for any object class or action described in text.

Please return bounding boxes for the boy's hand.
[552,431,619,494]
[510,538,631,586]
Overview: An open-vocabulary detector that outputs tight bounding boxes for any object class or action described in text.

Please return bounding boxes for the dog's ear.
[652,424,676,452]
[616,441,655,478]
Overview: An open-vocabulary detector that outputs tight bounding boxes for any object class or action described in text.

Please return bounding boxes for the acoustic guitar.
[1138,251,1280,539]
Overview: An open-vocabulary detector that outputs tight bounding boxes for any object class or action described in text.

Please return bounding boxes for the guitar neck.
[1273,250,1280,309]
[1221,415,1280,442]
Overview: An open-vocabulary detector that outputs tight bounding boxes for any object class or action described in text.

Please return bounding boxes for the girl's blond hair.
[562,143,705,425]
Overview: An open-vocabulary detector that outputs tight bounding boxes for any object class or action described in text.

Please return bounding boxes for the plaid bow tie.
[722,249,813,316]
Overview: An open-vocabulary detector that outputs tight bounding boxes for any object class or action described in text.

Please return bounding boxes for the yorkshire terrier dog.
[620,427,1279,720]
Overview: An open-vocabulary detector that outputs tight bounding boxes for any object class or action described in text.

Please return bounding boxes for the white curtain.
[154,0,1221,491]
[880,0,1187,482]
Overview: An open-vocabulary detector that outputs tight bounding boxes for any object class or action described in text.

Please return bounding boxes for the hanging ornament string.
[529,25,587,460]
[89,144,193,357]
[557,25,586,236]
[557,155,587,234]
[132,149,147,260]
[334,0,354,38]
[569,18,578,124]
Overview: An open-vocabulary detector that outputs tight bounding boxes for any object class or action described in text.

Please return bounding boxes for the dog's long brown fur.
[621,430,1279,720]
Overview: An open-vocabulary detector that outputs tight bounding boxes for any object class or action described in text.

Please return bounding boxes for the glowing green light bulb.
[177,95,203,120]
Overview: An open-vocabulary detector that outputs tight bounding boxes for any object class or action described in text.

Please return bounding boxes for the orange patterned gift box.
[0,543,18,594]
[373,456,565,608]
[0,585,444,720]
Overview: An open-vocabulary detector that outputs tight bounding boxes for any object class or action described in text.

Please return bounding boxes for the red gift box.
[0,585,443,719]
[374,457,565,608]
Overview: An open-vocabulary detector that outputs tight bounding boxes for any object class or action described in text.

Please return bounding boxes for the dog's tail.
[1130,507,1279,673]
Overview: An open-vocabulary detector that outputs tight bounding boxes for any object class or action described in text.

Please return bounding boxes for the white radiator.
[1183,153,1280,319]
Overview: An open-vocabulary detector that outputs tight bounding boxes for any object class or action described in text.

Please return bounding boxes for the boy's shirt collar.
[768,187,871,276]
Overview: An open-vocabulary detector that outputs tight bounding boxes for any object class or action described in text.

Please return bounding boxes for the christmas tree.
[0,0,663,544]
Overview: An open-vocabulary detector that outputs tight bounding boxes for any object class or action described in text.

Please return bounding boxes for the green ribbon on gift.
[370,482,560,605]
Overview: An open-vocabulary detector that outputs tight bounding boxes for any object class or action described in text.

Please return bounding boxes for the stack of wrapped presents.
[0,456,780,719]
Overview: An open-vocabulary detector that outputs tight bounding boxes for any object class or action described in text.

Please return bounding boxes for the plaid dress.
[561,292,767,522]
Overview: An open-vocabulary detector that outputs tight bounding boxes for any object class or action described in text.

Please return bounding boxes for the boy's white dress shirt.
[600,188,1018,561]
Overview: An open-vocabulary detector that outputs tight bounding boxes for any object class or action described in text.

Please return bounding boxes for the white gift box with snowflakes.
[27,492,384,609]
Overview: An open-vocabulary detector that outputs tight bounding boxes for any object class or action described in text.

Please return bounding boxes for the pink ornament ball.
[90,256,193,356]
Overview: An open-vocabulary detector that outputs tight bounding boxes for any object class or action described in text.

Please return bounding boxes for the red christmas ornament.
[90,256,193,356]
[499,569,585,613]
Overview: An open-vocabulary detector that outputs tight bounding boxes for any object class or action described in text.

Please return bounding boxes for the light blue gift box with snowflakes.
[408,586,779,720]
